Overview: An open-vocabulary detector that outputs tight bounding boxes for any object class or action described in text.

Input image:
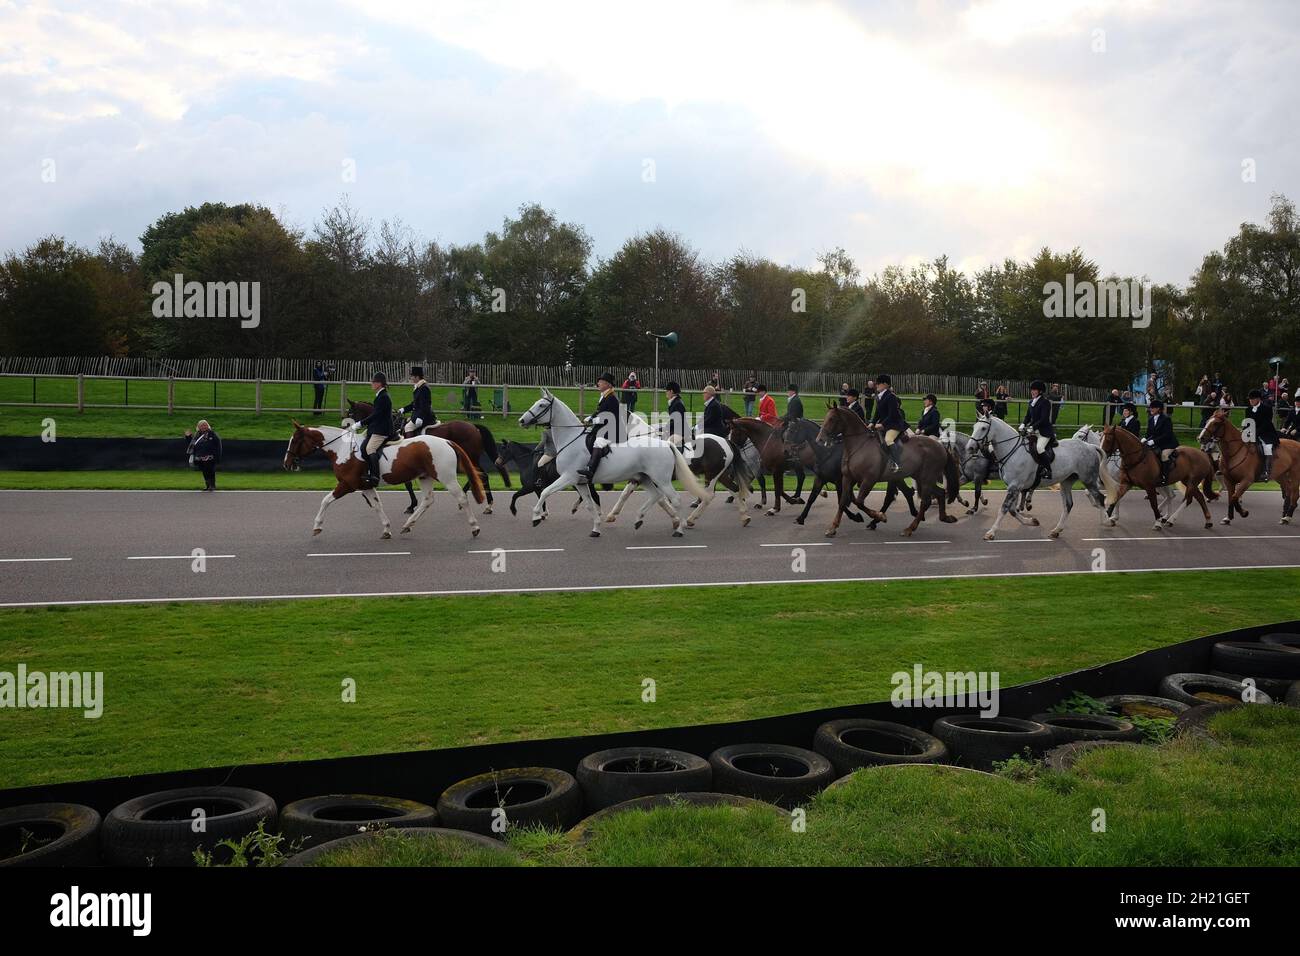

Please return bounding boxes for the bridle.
[289,428,350,467]
[522,395,592,457]
[974,417,1025,470]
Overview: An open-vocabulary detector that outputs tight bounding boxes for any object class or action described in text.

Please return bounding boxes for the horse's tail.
[944,448,961,503]
[1094,444,1120,505]
[474,424,499,461]
[671,445,710,500]
[451,440,486,503]
[728,436,754,488]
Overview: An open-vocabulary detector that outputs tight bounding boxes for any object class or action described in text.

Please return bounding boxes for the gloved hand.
[1144,439,1154,446]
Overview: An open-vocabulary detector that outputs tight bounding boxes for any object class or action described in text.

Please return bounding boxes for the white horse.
[1072,424,1177,520]
[970,413,1106,540]
[518,389,709,537]
[604,431,752,529]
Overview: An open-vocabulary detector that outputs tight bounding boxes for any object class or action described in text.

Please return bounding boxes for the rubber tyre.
[102,786,277,867]
[1286,682,1300,708]
[1096,694,1190,719]
[577,747,712,811]
[1157,672,1273,707]
[1030,712,1143,744]
[1211,641,1300,680]
[280,794,439,851]
[707,743,836,807]
[931,715,1054,770]
[436,767,581,837]
[283,827,514,866]
[1044,741,1144,772]
[813,719,948,774]
[0,803,101,867]
[1259,632,1300,649]
[566,792,785,844]
[1209,670,1294,700]
[1174,702,1240,738]
[824,764,999,790]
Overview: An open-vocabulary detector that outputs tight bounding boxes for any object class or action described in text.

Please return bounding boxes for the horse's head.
[815,406,843,446]
[1099,425,1119,456]
[1071,425,1094,443]
[519,394,553,428]
[283,419,324,471]
[970,414,991,447]
[1199,410,1227,443]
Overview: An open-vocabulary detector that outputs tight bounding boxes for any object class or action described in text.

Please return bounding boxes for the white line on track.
[1082,534,1299,542]
[127,554,236,560]
[0,557,71,563]
[6,563,1297,609]
[987,539,1056,543]
[466,548,564,554]
[880,540,951,545]
[924,555,998,563]
[307,551,412,557]
[626,545,707,550]
[759,542,833,547]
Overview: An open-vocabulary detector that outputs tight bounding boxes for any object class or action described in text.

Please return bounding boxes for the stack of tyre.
[4,633,1298,866]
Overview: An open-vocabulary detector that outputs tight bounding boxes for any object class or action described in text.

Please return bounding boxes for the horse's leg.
[787,465,806,505]
[767,467,785,516]
[795,476,824,525]
[756,475,767,509]
[606,480,638,524]
[654,478,686,536]
[1142,485,1164,530]
[983,487,1020,540]
[902,485,927,536]
[633,482,659,530]
[400,483,436,534]
[825,478,852,537]
[311,486,348,536]
[361,487,393,539]
[1048,485,1074,538]
[403,480,418,515]
[902,480,918,517]
[532,473,572,526]
[685,468,719,528]
[1105,481,1130,526]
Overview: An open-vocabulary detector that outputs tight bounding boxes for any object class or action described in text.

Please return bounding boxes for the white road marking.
[308,551,412,557]
[759,542,833,547]
[0,557,71,563]
[5,563,1298,609]
[466,548,565,554]
[987,539,1056,543]
[880,540,952,545]
[626,545,708,550]
[1082,534,1299,542]
[924,555,999,563]
[128,554,236,560]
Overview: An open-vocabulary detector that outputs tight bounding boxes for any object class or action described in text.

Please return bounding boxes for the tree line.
[1,193,1296,399]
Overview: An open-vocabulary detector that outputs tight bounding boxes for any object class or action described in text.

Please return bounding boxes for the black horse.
[782,418,917,529]
[495,439,600,517]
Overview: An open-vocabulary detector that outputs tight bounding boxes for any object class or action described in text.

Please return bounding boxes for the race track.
[1,487,1298,607]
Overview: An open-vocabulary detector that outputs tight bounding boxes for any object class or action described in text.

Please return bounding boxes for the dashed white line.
[1082,534,1299,542]
[924,555,999,563]
[626,545,708,550]
[759,542,834,547]
[466,548,565,554]
[0,557,71,563]
[881,540,952,545]
[128,554,236,560]
[308,551,412,557]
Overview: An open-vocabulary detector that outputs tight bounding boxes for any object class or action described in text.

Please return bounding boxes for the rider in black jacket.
[356,373,396,487]
[870,375,908,472]
[1244,389,1280,481]
[399,366,436,435]
[1143,398,1179,484]
[917,394,941,437]
[578,372,623,482]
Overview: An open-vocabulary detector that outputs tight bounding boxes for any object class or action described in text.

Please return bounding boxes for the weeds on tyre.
[193,821,302,867]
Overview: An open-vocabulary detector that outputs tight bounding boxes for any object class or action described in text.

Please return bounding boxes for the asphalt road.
[1,487,1298,607]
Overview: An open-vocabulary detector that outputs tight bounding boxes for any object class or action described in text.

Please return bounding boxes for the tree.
[0,237,112,355]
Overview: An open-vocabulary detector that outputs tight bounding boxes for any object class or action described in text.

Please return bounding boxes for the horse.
[727,417,808,515]
[782,417,913,528]
[1198,410,1300,525]
[283,421,484,538]
[943,430,995,515]
[1098,425,1215,530]
[1073,424,1180,518]
[814,406,959,537]
[347,399,508,514]
[604,432,755,529]
[517,389,709,537]
[969,412,1106,540]
[495,438,599,518]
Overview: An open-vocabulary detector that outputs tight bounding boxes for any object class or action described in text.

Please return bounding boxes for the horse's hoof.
[1152,524,1162,532]
[964,508,975,516]
[311,528,322,536]
[472,527,480,537]
[403,507,415,515]
[941,515,957,523]
[400,527,411,535]
[983,533,995,541]
[1030,518,1040,526]
[1204,522,1213,529]
[753,503,763,510]
[634,519,644,530]
[1049,530,1061,539]
[1240,510,1249,518]
[846,512,863,523]
[589,531,601,538]
[382,531,392,539]
[685,519,696,529]
[1220,518,1231,525]
[483,506,492,515]
[794,517,804,525]
[790,497,805,505]
[824,529,837,538]
[605,514,617,523]
[725,496,735,504]
[765,509,776,517]
[532,518,541,527]
[900,530,913,537]
[673,530,684,538]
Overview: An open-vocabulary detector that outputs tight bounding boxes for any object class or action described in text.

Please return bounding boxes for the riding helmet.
[1248,388,1263,399]
[597,372,616,387]
[371,372,387,385]
[877,374,891,385]
[1030,379,1046,392]
[409,366,424,377]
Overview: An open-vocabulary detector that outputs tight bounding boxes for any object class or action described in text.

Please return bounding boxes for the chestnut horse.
[283,422,485,538]
[1098,425,1215,530]
[1198,410,1300,525]
[727,417,807,515]
[347,399,507,514]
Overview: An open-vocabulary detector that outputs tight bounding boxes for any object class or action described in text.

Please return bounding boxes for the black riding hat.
[1248,388,1263,399]
[597,372,615,387]
[1122,402,1136,413]
[1030,379,1046,392]
[877,374,891,385]
[371,372,387,385]
[409,366,424,377]
[924,393,937,403]
[787,383,799,392]
[665,381,681,394]
[1149,398,1165,409]
[845,388,859,398]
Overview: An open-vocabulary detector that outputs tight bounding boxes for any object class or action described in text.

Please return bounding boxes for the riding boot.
[887,442,903,472]
[577,444,608,483]
[1261,453,1272,482]
[363,451,382,488]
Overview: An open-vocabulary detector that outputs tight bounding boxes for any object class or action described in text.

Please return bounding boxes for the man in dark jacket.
[1244,388,1280,480]
[870,374,908,471]
[917,394,941,437]
[665,381,689,447]
[185,420,222,491]
[784,384,804,422]
[357,372,396,487]
[701,385,728,437]
[1119,401,1140,437]
[312,362,329,415]
[1282,396,1300,438]
[845,387,866,422]
[1143,398,1179,484]
[578,372,623,482]
[400,366,436,435]
[1022,380,1056,481]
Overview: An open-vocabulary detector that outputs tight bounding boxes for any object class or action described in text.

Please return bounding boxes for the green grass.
[1,570,1297,789]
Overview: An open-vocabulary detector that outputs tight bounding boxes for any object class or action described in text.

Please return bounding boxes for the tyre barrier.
[0,803,101,868]
[279,794,439,850]
[436,768,582,838]
[283,827,515,867]
[1029,713,1143,745]
[566,792,787,844]
[931,716,1054,770]
[813,719,948,774]
[576,747,712,811]
[824,763,999,789]
[101,786,277,867]
[707,743,835,808]
[1173,702,1241,738]
[5,622,1299,865]
[1156,673,1273,708]
[1208,671,1294,700]
[1043,741,1145,772]
[1210,641,1300,680]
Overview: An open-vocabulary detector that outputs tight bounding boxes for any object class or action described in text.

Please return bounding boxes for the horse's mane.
[831,405,868,433]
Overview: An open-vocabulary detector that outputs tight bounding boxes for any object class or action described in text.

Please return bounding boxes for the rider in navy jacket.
[1022,380,1056,479]
[1119,402,1141,437]
[399,366,436,435]
[869,375,908,471]
[578,373,623,482]
[1143,398,1179,484]
[357,373,396,487]
[917,394,941,437]
[1244,389,1280,480]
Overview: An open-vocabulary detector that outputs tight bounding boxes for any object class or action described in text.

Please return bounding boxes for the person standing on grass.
[621,371,640,414]
[312,362,329,415]
[185,420,222,492]
[993,383,1009,419]
[462,369,480,418]
[743,374,758,416]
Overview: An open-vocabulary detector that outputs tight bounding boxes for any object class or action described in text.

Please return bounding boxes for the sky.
[1,0,1297,285]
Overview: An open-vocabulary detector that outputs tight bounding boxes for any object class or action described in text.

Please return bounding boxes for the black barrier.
[0,436,331,472]
[3,619,1294,814]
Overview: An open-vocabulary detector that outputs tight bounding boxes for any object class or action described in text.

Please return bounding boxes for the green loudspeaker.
[662,331,678,348]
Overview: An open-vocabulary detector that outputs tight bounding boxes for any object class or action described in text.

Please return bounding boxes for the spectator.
[1049,383,1063,424]
[1195,374,1209,401]
[993,383,1009,419]
[743,373,758,416]
[312,361,329,415]
[1105,387,1122,424]
[462,369,480,419]
[621,371,640,413]
[1283,395,1300,438]
[974,381,989,402]
[862,380,876,420]
[1212,370,1224,394]
[1201,389,1219,426]
[185,420,222,492]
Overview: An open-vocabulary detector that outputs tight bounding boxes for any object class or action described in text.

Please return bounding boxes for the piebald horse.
[283,421,485,538]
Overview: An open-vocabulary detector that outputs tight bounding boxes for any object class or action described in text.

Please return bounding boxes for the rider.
[399,366,436,436]
[757,383,779,426]
[1022,379,1056,481]
[665,381,689,447]
[845,388,866,422]
[577,372,623,482]
[1119,401,1140,437]
[870,374,907,472]
[701,385,729,437]
[917,394,941,437]
[1143,398,1179,484]
[783,384,804,422]
[1244,388,1280,481]
[357,372,396,488]
[1283,395,1300,439]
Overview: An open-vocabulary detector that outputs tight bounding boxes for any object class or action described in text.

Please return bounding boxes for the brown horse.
[283,422,485,538]
[815,406,959,537]
[1098,425,1215,530]
[728,417,806,515]
[1199,410,1300,525]
[348,400,507,514]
